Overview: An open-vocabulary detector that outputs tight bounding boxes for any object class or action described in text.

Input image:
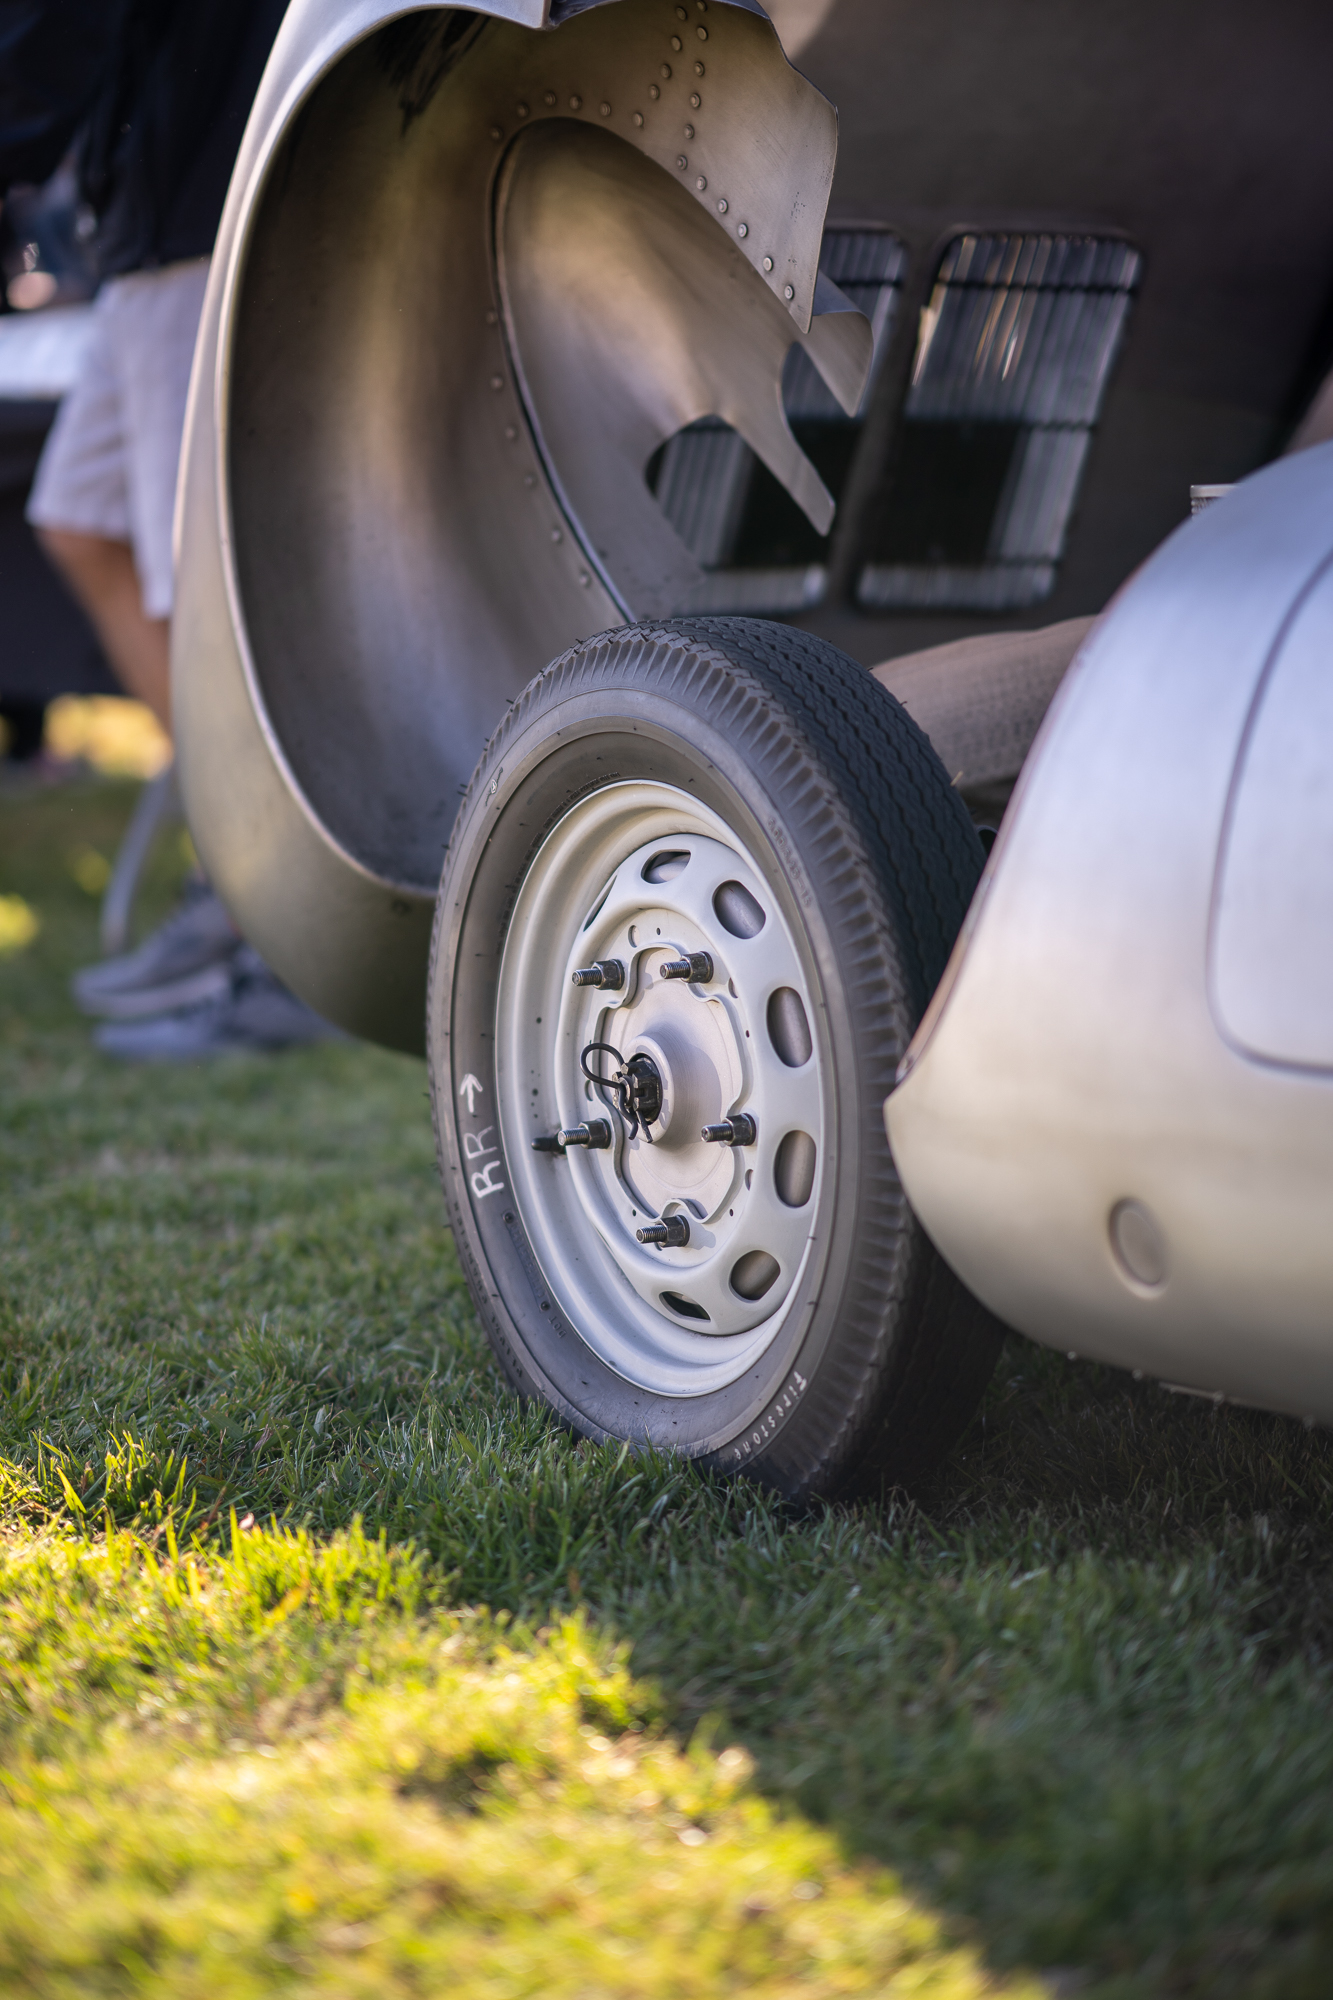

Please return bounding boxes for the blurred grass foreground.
[2,772,1333,1997]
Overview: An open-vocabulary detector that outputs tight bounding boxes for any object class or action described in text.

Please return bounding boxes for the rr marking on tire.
[464,1125,498,1159]
[471,1161,507,1199]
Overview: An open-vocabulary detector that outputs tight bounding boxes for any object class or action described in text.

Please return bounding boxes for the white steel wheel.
[431,619,1004,1501]
[497,785,826,1396]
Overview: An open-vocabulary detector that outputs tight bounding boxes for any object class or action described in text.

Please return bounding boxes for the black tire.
[428,618,1003,1501]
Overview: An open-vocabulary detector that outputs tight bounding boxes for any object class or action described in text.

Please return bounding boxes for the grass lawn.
[2,773,1332,1997]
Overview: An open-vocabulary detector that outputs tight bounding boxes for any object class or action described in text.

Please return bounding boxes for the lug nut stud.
[557,1119,612,1149]
[660,950,713,982]
[701,1113,757,1146]
[637,1215,691,1247]
[571,959,625,989]
[531,1133,565,1153]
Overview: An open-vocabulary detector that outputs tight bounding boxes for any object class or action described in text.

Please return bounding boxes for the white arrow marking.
[458,1073,484,1115]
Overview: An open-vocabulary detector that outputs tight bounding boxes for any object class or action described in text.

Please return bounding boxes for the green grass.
[2,776,1333,1997]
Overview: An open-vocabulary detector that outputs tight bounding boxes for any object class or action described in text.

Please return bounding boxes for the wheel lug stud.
[701,1114,757,1146]
[531,1133,565,1153]
[571,959,624,989]
[637,1215,691,1247]
[556,1119,612,1149]
[660,950,713,982]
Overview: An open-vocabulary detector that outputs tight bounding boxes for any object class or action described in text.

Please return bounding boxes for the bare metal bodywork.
[176,0,1333,1051]
[887,443,1333,1423]
[173,0,863,1051]
[174,0,1333,1423]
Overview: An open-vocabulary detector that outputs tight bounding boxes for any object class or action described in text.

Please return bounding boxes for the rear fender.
[173,0,854,1050]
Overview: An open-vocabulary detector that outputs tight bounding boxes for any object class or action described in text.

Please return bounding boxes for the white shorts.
[27,258,210,620]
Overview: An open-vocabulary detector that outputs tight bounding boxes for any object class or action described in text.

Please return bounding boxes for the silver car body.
[887,444,1333,1423]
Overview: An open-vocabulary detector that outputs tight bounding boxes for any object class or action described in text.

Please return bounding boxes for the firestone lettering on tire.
[730,1370,808,1461]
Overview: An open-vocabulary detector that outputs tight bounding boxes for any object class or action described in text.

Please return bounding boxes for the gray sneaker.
[93,949,345,1062]
[72,879,240,1020]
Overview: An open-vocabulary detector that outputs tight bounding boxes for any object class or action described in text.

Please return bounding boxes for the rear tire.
[429,618,1002,1501]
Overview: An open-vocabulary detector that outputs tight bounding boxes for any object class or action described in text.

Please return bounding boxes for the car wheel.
[429,617,1003,1500]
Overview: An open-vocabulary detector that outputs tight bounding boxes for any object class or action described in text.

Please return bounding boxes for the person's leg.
[35,262,334,1054]
[27,263,208,738]
[27,271,229,1017]
[34,528,170,733]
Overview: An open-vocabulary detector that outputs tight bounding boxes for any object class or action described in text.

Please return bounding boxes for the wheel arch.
[172,0,846,1050]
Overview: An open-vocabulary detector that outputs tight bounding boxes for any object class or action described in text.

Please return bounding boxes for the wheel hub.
[600,965,742,1215]
[495,783,826,1394]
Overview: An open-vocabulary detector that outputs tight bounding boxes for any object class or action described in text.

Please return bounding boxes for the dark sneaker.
[72,878,240,1019]
[92,949,345,1062]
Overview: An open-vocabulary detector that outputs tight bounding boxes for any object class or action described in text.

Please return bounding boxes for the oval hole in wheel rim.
[661,1290,711,1320]
[730,1250,780,1300]
[767,986,812,1067]
[642,849,691,884]
[713,879,766,937]
[774,1129,817,1207]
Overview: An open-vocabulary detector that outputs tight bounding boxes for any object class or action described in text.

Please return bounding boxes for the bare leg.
[37,528,171,736]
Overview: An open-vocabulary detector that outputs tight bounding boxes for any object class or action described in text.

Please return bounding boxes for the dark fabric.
[0,0,287,277]
[0,2,113,192]
[0,399,115,702]
[1,696,49,757]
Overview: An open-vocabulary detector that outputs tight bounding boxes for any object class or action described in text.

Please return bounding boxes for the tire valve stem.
[660,950,713,982]
[636,1215,691,1248]
[571,959,625,989]
[701,1113,757,1146]
[556,1119,613,1149]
